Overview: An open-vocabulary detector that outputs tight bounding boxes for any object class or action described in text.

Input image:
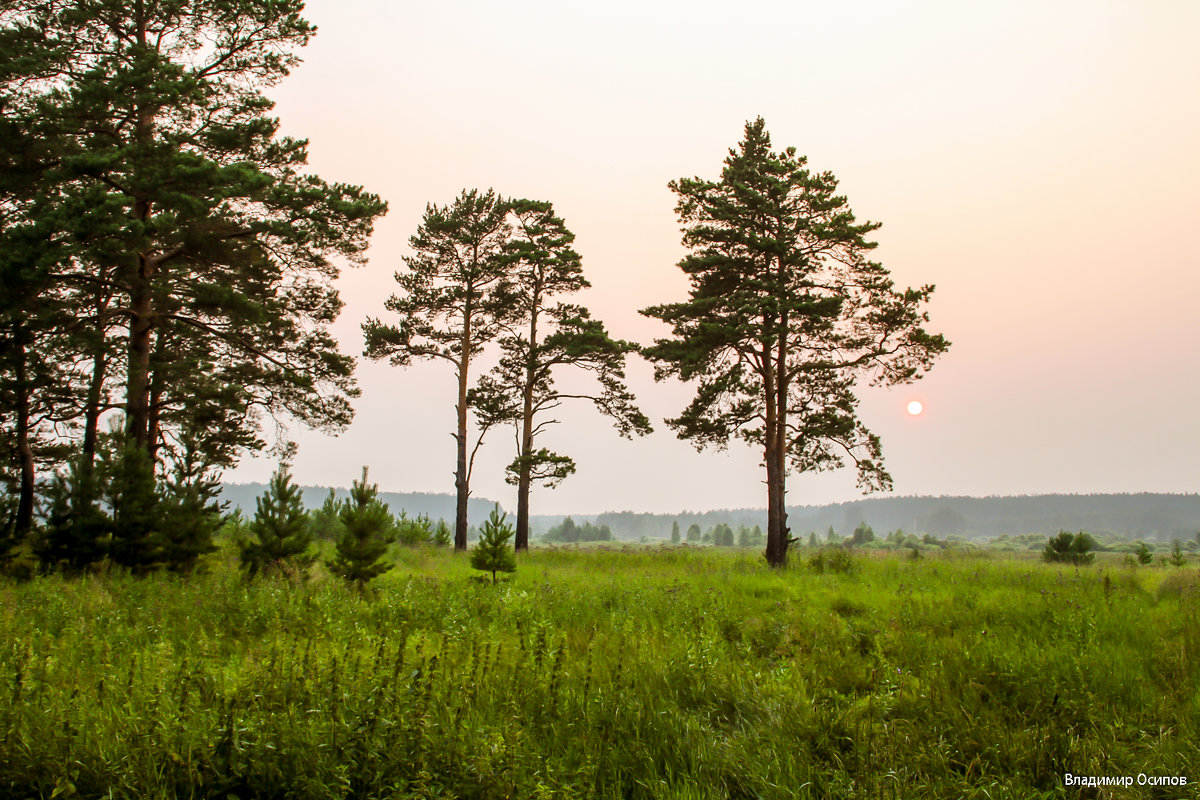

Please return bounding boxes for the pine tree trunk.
[13,338,35,537]
[515,456,531,551]
[125,11,155,454]
[81,338,106,472]
[514,311,538,551]
[453,305,472,552]
[81,290,111,472]
[125,263,153,449]
[764,313,790,568]
[146,331,165,466]
[764,435,786,567]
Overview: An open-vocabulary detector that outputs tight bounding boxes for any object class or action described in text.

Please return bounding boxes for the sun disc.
[906,400,923,416]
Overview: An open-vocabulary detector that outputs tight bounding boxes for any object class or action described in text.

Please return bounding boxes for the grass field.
[1,544,1197,799]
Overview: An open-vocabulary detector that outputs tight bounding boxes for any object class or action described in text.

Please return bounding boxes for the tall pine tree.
[1,1,387,542]
[642,119,948,567]
[472,199,650,550]
[363,189,511,551]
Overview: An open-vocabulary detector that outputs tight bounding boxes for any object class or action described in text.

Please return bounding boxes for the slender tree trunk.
[125,262,153,449]
[774,333,791,566]
[453,301,472,551]
[125,8,155,453]
[13,339,35,537]
[514,308,539,551]
[146,330,165,466]
[82,349,105,468]
[763,350,785,566]
[764,422,786,566]
[764,273,791,568]
[81,294,110,472]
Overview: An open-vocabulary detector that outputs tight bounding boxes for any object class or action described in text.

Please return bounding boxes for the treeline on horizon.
[589,493,1200,541]
[220,483,1199,543]
[218,483,500,529]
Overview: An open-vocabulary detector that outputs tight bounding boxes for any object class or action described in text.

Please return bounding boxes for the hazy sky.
[226,0,1200,514]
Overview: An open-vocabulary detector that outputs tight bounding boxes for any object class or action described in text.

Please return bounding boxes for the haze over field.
[226,0,1200,514]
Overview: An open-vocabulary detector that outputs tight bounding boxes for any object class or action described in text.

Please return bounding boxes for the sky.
[226,0,1200,515]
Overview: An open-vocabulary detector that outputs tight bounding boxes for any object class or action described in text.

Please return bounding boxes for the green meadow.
[1,546,1197,799]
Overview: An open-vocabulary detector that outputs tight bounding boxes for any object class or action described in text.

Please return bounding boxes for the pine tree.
[107,442,163,574]
[470,506,517,585]
[1042,531,1095,566]
[157,431,223,574]
[395,511,434,546]
[327,468,395,588]
[432,519,452,548]
[471,198,650,550]
[1168,539,1187,567]
[34,456,111,573]
[309,489,346,541]
[1,1,386,510]
[671,520,681,544]
[364,189,511,551]
[239,465,315,579]
[642,119,948,566]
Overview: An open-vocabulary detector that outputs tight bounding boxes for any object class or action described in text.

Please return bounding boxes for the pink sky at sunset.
[225,0,1200,514]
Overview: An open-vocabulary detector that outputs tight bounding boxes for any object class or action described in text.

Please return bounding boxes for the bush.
[1135,542,1154,565]
[1042,530,1096,566]
[395,511,434,546]
[543,516,613,543]
[809,547,856,575]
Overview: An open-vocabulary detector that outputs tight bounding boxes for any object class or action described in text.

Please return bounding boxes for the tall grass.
[0,545,1196,798]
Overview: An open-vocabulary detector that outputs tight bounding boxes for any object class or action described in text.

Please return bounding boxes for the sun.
[906,400,924,416]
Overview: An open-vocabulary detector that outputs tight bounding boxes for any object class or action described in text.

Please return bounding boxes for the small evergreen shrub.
[470,505,517,584]
[308,489,346,540]
[1168,539,1188,567]
[1135,542,1154,565]
[157,438,223,574]
[35,456,110,573]
[432,519,452,547]
[107,442,164,573]
[238,465,316,579]
[327,468,395,588]
[395,511,434,546]
[809,547,856,575]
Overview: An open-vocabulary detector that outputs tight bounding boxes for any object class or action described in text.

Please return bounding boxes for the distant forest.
[221,486,1199,543]
[527,494,1200,542]
[220,483,500,528]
